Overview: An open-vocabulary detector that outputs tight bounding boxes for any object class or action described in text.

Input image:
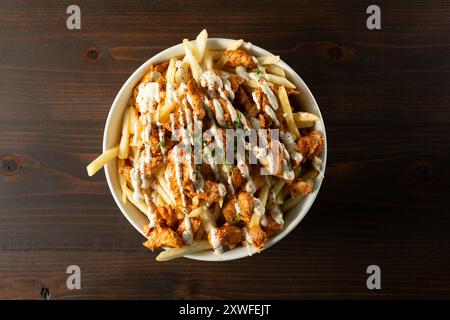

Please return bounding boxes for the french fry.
[229,39,244,50]
[118,107,131,159]
[243,79,258,89]
[264,74,296,89]
[195,29,208,63]
[157,102,177,122]
[214,39,244,69]
[156,240,212,262]
[258,183,270,206]
[183,39,203,82]
[276,186,290,204]
[281,195,302,211]
[199,207,216,233]
[155,173,176,206]
[188,204,207,218]
[296,121,314,128]
[293,112,319,123]
[166,57,177,84]
[204,50,213,71]
[271,180,285,196]
[265,64,285,77]
[86,145,119,176]
[211,50,224,60]
[278,86,300,139]
[257,55,280,65]
[124,186,148,215]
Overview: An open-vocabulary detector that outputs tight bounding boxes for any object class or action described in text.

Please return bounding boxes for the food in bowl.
[87,30,325,261]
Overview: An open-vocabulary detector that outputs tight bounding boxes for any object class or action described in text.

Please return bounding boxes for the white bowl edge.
[103,38,327,261]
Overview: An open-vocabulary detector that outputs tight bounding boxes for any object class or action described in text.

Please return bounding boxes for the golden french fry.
[293,112,319,123]
[265,64,285,77]
[281,195,303,211]
[166,57,177,84]
[214,39,244,69]
[183,39,202,82]
[257,55,280,65]
[278,86,300,139]
[118,107,131,159]
[195,29,208,63]
[264,74,295,88]
[156,240,212,262]
[204,50,213,71]
[86,145,119,177]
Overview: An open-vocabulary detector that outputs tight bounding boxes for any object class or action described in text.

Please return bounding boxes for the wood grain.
[0,0,449,299]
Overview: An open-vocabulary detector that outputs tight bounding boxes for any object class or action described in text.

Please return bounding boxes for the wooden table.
[0,0,449,299]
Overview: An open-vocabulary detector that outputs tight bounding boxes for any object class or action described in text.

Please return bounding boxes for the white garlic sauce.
[209,227,223,254]
[280,131,303,162]
[136,82,160,113]
[182,215,193,245]
[144,194,157,228]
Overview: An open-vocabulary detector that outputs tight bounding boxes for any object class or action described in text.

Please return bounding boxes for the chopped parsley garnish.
[155,142,167,150]
[233,113,244,130]
[223,157,232,165]
[236,211,241,220]
[255,69,261,75]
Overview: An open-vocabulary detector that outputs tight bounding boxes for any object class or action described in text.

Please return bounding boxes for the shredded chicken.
[289,178,313,197]
[209,225,244,248]
[143,225,183,250]
[297,131,324,161]
[187,79,206,119]
[155,205,178,229]
[225,49,257,68]
[263,214,284,238]
[248,223,267,251]
[177,217,202,238]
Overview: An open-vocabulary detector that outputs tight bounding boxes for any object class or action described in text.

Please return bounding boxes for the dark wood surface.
[0,0,449,299]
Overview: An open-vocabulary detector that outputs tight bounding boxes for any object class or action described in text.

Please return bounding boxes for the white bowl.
[103,38,327,261]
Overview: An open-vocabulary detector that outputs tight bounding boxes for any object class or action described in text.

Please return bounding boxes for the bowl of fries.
[94,32,327,261]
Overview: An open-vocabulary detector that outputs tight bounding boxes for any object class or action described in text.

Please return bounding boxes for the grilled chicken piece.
[194,180,223,203]
[176,217,202,239]
[118,165,132,184]
[247,223,267,251]
[208,225,244,248]
[143,225,183,250]
[289,178,313,197]
[155,205,178,229]
[237,192,254,223]
[229,168,245,190]
[222,197,238,223]
[296,131,324,161]
[187,79,206,119]
[224,49,256,68]
[228,75,245,93]
[263,214,284,238]
[222,191,254,223]
[154,62,169,73]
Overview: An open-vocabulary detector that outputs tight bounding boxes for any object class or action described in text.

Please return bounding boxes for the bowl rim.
[103,38,327,261]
